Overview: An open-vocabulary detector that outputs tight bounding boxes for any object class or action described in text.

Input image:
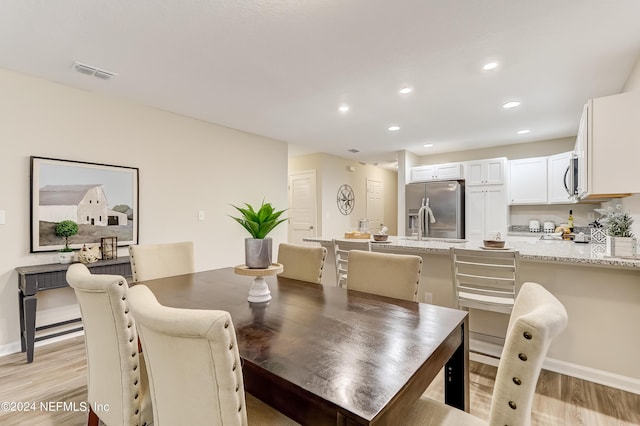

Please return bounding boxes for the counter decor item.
[595,205,636,257]
[78,244,100,263]
[55,220,78,264]
[100,236,118,260]
[589,217,607,244]
[230,200,287,269]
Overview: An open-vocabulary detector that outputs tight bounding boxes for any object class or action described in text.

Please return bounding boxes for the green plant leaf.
[229,201,288,239]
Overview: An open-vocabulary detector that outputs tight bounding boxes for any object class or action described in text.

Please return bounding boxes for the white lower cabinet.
[466,185,507,240]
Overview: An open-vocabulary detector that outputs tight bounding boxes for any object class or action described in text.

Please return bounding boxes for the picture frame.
[30,156,139,253]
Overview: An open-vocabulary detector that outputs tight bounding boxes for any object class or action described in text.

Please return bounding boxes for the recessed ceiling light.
[517,129,531,135]
[399,87,413,95]
[483,62,498,70]
[503,101,521,109]
[338,105,350,113]
[388,126,400,131]
[423,144,434,148]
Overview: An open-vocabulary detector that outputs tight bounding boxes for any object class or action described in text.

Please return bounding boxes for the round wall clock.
[337,184,355,215]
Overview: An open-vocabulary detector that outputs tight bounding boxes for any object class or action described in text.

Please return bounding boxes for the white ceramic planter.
[605,236,637,258]
[58,251,75,264]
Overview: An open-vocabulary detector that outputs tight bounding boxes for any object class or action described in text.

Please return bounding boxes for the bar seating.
[346,250,423,301]
[332,239,371,288]
[400,281,568,425]
[276,243,327,284]
[66,263,153,426]
[451,247,520,346]
[129,241,194,282]
[127,284,299,425]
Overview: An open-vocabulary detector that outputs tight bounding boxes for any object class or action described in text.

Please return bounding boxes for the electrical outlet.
[424,292,433,304]
[198,211,205,221]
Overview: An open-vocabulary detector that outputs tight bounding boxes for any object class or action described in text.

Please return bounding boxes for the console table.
[16,257,132,363]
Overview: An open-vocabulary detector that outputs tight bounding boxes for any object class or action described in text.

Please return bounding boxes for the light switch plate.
[198,211,205,221]
[0,210,5,225]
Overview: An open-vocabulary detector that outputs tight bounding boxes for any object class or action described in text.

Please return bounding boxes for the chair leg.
[88,406,99,426]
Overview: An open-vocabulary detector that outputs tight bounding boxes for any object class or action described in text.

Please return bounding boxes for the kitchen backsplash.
[509,204,602,229]
[509,224,589,234]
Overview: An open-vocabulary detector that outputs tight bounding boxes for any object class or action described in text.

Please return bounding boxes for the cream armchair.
[346,250,422,301]
[127,285,298,425]
[277,243,327,284]
[400,282,568,425]
[129,241,194,282]
[66,263,152,426]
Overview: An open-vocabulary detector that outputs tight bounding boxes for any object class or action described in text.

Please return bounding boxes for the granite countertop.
[304,236,640,270]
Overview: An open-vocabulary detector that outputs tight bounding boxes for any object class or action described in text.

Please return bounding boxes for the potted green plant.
[595,205,636,257]
[230,201,287,268]
[55,220,79,264]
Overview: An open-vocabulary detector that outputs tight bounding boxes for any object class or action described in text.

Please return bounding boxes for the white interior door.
[366,178,384,233]
[288,170,317,244]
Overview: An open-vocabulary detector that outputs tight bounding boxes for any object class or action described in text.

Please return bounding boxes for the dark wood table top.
[135,267,468,425]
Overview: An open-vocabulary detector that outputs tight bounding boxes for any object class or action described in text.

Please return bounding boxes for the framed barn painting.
[30,156,139,252]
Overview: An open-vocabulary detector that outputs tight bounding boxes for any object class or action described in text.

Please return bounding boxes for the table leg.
[18,291,26,353]
[444,317,470,412]
[22,294,37,363]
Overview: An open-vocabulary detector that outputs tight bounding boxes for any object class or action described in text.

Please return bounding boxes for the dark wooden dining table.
[134,267,469,425]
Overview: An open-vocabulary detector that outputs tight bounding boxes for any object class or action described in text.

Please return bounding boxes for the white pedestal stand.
[233,263,283,303]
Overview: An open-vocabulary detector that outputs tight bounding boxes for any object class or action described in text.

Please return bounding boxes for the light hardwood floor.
[1,336,638,425]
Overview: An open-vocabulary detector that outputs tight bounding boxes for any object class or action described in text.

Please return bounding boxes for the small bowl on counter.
[482,239,505,249]
[372,234,389,242]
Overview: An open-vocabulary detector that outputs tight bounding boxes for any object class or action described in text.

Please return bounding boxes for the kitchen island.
[304,236,640,395]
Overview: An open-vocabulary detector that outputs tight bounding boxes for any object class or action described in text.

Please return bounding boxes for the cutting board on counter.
[344,231,371,239]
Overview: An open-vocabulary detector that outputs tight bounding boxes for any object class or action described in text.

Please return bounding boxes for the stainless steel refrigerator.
[406,181,465,239]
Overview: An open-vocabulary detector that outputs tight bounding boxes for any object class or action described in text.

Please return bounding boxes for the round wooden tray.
[233,263,283,277]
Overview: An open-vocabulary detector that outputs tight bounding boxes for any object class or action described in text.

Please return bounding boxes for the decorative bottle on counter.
[568,210,574,232]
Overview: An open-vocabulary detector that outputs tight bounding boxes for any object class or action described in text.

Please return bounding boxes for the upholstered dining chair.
[332,239,371,288]
[126,284,299,426]
[400,281,568,426]
[66,263,152,426]
[277,243,327,284]
[129,241,194,282]
[345,250,422,301]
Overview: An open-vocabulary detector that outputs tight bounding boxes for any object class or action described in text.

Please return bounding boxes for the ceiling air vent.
[348,148,360,153]
[72,61,118,80]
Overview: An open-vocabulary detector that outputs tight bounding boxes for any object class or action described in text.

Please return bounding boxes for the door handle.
[563,165,571,196]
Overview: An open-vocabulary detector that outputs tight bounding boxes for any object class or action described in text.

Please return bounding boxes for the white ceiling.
[2,1,640,167]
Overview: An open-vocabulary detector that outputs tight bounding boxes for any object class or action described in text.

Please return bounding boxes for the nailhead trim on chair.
[518,353,528,361]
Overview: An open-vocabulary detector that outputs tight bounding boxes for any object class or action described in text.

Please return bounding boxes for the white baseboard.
[469,338,640,395]
[0,341,22,357]
[0,330,84,358]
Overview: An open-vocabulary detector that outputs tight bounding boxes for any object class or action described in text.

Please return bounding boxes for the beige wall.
[289,153,398,236]
[0,68,288,351]
[415,136,575,165]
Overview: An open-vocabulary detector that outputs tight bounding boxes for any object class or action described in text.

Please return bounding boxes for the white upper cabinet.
[548,152,573,203]
[509,157,548,204]
[583,91,640,198]
[465,184,507,240]
[465,158,506,186]
[410,162,463,182]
